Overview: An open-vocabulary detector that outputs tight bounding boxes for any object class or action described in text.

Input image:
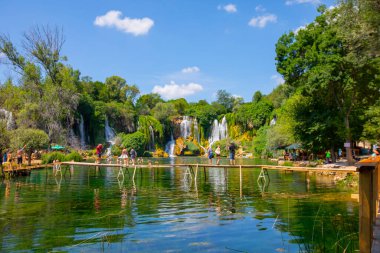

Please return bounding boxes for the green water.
[0,157,359,252]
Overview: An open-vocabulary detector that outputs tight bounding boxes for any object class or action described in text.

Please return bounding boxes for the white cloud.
[271,74,284,85]
[218,4,237,13]
[248,14,277,28]
[255,5,266,12]
[181,66,200,74]
[152,81,203,99]
[0,52,6,59]
[285,0,321,5]
[294,25,306,34]
[94,10,154,36]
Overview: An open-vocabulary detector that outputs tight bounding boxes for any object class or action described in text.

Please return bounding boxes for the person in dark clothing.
[228,143,236,165]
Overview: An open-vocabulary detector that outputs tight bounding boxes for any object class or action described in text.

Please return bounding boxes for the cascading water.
[193,118,200,143]
[0,108,15,130]
[270,117,277,126]
[180,116,191,139]
[219,116,227,140]
[79,114,86,149]
[165,132,175,157]
[208,116,228,145]
[105,117,116,157]
[105,117,116,144]
[149,125,155,151]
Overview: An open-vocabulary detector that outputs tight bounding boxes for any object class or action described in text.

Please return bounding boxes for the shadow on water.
[0,157,358,252]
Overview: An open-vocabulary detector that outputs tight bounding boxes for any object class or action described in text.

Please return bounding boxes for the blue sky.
[0,0,334,102]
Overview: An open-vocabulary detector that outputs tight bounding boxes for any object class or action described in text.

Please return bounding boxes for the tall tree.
[275,5,380,163]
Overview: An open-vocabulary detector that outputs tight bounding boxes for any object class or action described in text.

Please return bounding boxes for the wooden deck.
[1,161,357,175]
[374,200,380,253]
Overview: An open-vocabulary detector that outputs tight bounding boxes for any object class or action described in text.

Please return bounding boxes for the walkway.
[374,199,380,253]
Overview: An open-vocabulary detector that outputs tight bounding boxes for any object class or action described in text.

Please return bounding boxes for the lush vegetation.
[0,1,379,163]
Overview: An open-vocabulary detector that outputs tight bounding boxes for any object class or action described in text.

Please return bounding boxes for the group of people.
[95,144,138,165]
[207,143,237,165]
[0,145,27,171]
[118,147,138,166]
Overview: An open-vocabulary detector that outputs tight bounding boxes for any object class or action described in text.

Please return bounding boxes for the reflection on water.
[0,157,359,252]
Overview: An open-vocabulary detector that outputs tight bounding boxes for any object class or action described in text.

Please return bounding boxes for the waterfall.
[165,132,175,157]
[194,118,200,143]
[209,119,219,144]
[180,116,191,139]
[105,116,116,144]
[270,117,277,126]
[208,116,228,145]
[149,125,155,151]
[0,108,15,130]
[79,114,86,149]
[220,116,227,140]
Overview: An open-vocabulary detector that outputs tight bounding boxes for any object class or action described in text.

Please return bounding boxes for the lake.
[0,157,359,252]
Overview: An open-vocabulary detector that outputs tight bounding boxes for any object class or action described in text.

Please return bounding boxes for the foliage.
[143,151,153,157]
[275,5,380,162]
[10,128,49,165]
[138,115,163,148]
[42,151,66,164]
[64,151,83,162]
[135,93,164,115]
[167,98,189,115]
[110,145,122,157]
[184,141,200,156]
[216,90,235,112]
[363,99,380,143]
[153,148,167,157]
[119,131,147,156]
[234,100,273,132]
[253,126,269,157]
[152,102,177,123]
[0,122,10,153]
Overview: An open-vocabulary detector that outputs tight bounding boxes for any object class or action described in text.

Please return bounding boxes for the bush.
[111,145,122,156]
[42,152,66,164]
[120,131,147,156]
[184,141,200,155]
[143,151,153,157]
[65,151,83,162]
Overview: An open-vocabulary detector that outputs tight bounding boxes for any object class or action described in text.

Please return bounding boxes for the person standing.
[325,150,331,164]
[130,148,137,165]
[119,147,129,166]
[215,145,221,165]
[16,145,26,169]
[228,142,236,165]
[96,144,103,164]
[207,146,214,164]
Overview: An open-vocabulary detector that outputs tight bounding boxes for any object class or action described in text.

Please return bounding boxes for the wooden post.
[357,157,380,253]
[239,165,242,198]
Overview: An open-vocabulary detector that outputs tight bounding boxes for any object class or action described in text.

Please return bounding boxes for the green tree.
[167,98,189,115]
[10,128,49,165]
[216,89,234,112]
[252,91,263,103]
[363,99,380,143]
[275,6,380,163]
[0,122,10,153]
[119,131,147,156]
[135,93,164,115]
[152,102,177,123]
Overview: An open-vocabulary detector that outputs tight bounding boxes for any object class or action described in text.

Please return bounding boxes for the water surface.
[0,157,359,252]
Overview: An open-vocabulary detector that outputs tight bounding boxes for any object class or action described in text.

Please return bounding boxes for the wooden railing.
[356,156,380,252]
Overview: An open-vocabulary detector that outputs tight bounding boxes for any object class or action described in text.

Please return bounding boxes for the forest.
[0,1,379,164]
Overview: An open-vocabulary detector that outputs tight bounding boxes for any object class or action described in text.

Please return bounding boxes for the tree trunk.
[331,146,336,163]
[28,150,32,166]
[345,114,354,164]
